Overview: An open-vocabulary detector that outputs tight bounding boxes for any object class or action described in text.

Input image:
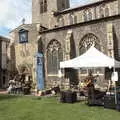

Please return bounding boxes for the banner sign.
[36,53,44,90]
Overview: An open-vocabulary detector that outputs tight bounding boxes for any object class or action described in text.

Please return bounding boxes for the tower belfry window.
[40,1,44,13]
[44,0,47,12]
[40,0,47,13]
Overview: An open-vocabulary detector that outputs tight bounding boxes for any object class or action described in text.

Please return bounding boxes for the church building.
[0,36,10,88]
[9,0,120,89]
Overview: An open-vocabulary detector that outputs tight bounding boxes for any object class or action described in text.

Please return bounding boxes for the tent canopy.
[60,46,120,69]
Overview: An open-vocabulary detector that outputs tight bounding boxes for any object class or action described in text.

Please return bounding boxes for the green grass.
[0,95,120,120]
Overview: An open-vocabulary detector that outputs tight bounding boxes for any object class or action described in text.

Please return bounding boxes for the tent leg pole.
[113,67,117,105]
[115,81,117,105]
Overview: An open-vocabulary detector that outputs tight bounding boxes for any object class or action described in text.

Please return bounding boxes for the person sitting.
[8,80,15,94]
[7,84,13,94]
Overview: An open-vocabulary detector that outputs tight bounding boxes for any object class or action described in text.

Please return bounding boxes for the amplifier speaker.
[116,94,120,111]
[104,95,116,109]
[60,91,77,103]
[117,94,120,104]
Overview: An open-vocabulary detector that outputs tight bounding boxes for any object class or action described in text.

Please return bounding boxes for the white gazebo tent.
[60,46,120,69]
[60,46,120,104]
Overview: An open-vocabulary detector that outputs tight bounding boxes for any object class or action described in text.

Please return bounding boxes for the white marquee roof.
[60,46,120,69]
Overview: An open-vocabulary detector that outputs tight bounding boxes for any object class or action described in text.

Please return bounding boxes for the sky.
[0,0,97,37]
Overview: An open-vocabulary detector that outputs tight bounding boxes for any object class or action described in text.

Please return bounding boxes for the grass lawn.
[0,95,120,120]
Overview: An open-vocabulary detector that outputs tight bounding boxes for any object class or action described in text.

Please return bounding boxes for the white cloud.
[0,0,32,29]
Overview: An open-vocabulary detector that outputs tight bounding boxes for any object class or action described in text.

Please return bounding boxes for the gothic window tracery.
[79,34,100,55]
[79,34,102,74]
[47,40,63,74]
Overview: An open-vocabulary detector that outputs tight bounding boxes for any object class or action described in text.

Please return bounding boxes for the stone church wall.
[9,24,38,79]
[56,0,119,28]
[40,17,120,87]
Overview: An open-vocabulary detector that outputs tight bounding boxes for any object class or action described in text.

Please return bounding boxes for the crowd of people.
[7,76,32,95]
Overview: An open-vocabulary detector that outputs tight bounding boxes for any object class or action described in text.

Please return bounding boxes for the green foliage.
[0,95,120,120]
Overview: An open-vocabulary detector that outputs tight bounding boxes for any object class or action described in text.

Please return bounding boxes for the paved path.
[0,89,7,94]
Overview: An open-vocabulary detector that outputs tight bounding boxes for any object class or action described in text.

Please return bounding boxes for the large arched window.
[79,33,102,74]
[79,33,100,55]
[47,40,63,74]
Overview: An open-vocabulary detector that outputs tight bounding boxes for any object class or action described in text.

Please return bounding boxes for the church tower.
[32,0,70,28]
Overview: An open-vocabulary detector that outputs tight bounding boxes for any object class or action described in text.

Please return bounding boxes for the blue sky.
[0,0,96,37]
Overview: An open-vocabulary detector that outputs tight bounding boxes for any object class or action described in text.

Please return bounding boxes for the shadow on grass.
[0,94,20,101]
